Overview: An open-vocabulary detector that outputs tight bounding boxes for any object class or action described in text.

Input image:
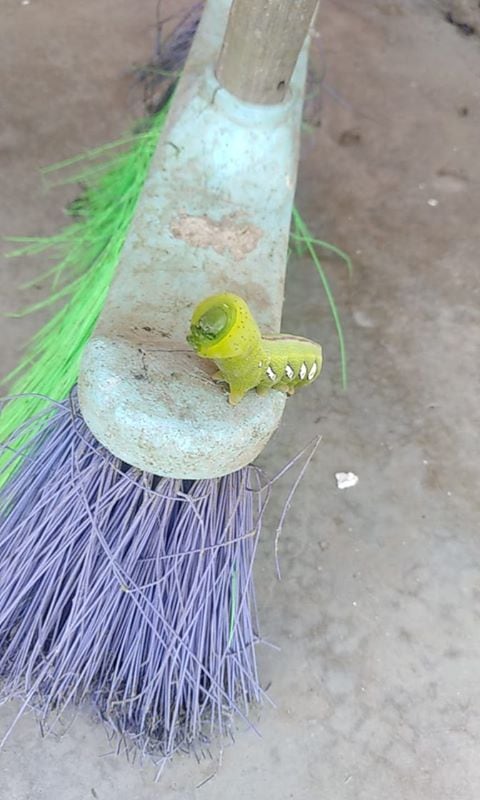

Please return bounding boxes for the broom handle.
[216,0,319,104]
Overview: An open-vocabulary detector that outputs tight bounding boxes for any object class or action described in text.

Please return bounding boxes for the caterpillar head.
[187,292,261,359]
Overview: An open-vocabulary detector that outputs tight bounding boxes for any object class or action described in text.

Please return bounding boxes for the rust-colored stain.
[170,213,262,261]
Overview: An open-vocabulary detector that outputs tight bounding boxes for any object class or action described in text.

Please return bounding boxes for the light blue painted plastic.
[78,0,309,479]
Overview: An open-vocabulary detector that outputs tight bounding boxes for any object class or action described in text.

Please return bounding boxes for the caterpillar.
[187,292,323,405]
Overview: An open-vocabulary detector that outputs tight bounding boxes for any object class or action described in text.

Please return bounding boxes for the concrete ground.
[1,0,480,797]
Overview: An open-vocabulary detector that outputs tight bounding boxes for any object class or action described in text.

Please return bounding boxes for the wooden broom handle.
[216,0,319,104]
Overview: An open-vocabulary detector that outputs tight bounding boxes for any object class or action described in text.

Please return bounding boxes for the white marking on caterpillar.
[266,365,277,381]
[308,362,318,381]
[299,362,307,380]
[284,363,294,380]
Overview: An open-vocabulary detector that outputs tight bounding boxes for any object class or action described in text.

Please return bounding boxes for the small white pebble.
[335,472,359,490]
[21,0,30,4]
[427,198,439,207]
[423,459,429,465]
[352,601,357,607]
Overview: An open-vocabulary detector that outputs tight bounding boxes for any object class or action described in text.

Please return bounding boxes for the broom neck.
[216,0,319,105]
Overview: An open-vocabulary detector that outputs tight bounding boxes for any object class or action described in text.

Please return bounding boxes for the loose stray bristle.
[0,391,274,761]
[134,2,205,114]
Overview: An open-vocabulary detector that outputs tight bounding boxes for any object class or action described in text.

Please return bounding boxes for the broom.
[0,0,348,764]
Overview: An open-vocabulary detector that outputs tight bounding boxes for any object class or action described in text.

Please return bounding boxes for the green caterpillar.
[187,292,323,405]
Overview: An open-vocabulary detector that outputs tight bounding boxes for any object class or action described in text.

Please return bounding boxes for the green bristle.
[291,207,351,391]
[0,108,169,487]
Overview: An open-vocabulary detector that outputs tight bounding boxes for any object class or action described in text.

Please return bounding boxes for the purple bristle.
[0,392,271,759]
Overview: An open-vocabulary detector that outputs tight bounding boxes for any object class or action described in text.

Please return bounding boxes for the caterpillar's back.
[261,334,323,393]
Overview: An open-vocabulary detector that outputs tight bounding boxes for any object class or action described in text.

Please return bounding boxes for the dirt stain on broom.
[170,213,262,260]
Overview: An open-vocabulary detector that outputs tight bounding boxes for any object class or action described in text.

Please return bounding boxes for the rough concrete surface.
[1,0,479,797]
